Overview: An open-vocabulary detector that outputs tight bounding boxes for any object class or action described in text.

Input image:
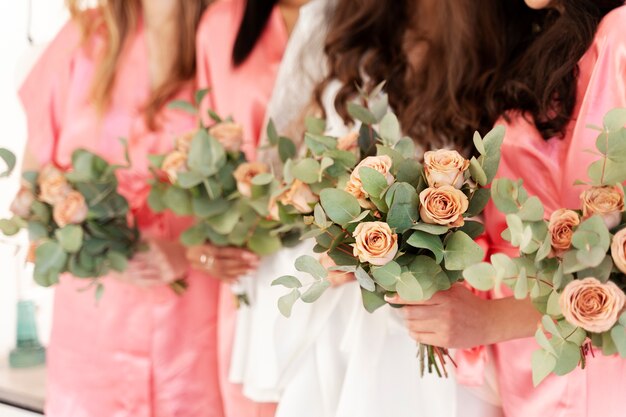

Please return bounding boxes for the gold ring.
[199,254,215,269]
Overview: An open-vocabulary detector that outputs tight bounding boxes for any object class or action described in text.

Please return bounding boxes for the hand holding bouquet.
[272,92,504,375]
[464,108,626,385]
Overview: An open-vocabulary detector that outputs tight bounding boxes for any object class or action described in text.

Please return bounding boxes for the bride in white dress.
[231,0,504,416]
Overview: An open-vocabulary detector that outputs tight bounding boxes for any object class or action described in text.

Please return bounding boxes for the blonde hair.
[66,0,211,129]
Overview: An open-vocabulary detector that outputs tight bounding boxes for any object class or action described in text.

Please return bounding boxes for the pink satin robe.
[196,1,287,416]
[483,7,626,417]
[20,17,223,417]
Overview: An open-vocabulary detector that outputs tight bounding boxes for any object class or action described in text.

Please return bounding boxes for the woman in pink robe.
[19,2,223,416]
[397,2,626,416]
[190,0,308,415]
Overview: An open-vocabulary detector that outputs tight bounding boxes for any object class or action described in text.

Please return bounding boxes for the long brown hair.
[66,0,211,129]
[314,0,521,151]
[490,0,625,140]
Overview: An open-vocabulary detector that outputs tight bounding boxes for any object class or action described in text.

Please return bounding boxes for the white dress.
[230,1,504,416]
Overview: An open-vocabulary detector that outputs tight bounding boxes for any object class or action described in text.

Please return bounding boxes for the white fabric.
[229,0,504,416]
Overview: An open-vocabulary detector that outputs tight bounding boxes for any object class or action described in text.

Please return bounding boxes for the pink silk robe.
[20,17,223,417]
[196,1,287,416]
[483,7,626,417]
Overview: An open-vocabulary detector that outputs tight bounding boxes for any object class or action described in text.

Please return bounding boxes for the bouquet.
[0,148,140,299]
[464,108,626,385]
[147,103,306,304]
[272,92,504,376]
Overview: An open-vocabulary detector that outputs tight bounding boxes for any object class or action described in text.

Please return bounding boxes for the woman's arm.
[387,285,541,349]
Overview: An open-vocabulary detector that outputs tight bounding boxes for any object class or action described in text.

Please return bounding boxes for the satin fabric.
[482,7,626,417]
[19,17,223,417]
[196,1,288,415]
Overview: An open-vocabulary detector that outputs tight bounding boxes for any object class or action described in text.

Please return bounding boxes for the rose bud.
[352,221,398,266]
[53,191,88,228]
[560,277,626,333]
[209,122,244,153]
[423,149,470,189]
[175,132,195,154]
[344,155,395,208]
[279,180,318,214]
[611,228,626,274]
[233,162,269,198]
[336,131,359,154]
[38,165,71,205]
[548,208,580,257]
[581,186,624,230]
[161,151,188,183]
[419,185,469,228]
[10,186,35,218]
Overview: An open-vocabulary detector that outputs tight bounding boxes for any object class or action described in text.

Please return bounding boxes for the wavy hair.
[66,0,211,129]
[314,0,529,150]
[491,0,625,139]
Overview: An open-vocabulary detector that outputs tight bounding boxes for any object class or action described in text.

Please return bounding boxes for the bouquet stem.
[417,344,455,378]
[169,279,188,295]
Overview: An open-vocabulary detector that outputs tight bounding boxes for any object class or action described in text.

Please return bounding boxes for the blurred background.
[0,1,67,414]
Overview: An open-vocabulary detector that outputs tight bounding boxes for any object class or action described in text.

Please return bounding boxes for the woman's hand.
[320,253,355,287]
[186,244,260,283]
[386,284,542,349]
[113,239,187,287]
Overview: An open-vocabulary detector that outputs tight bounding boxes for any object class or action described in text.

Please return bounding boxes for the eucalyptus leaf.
[320,189,361,227]
[295,255,328,280]
[355,266,376,292]
[347,102,377,125]
[371,261,401,290]
[278,289,301,317]
[55,225,83,253]
[301,280,331,302]
[443,231,485,271]
[531,348,557,387]
[396,271,423,301]
[406,230,444,263]
[463,262,496,291]
[0,148,16,177]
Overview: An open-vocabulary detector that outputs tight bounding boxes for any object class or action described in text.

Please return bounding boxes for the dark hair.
[314,0,526,151]
[491,0,625,140]
[232,0,279,66]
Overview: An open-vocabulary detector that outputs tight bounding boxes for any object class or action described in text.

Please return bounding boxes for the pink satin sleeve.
[18,20,81,167]
[455,234,492,386]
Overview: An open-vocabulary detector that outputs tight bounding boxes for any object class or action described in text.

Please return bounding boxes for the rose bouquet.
[463,108,626,385]
[148,103,307,303]
[271,94,504,375]
[0,148,140,298]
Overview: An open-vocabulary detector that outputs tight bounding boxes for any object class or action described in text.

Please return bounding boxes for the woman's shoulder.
[596,6,626,45]
[197,0,243,38]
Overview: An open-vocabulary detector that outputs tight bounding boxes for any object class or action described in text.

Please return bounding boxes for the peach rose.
[548,208,580,257]
[345,176,376,209]
[611,228,626,274]
[560,277,625,333]
[581,186,624,230]
[268,196,280,221]
[337,131,359,153]
[352,221,398,266]
[419,185,469,227]
[233,162,269,197]
[161,151,188,183]
[279,180,318,214]
[38,165,71,205]
[10,186,35,218]
[175,132,195,154]
[344,155,395,208]
[423,149,470,189]
[209,122,244,152]
[53,191,88,228]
